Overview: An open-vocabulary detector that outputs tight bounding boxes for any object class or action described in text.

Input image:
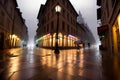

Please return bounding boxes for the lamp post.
[54,4,61,54]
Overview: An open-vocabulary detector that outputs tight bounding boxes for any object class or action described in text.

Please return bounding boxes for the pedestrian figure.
[88,43,90,47]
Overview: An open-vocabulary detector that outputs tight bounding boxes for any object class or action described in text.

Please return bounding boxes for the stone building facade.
[36,0,95,48]
[97,0,120,54]
[0,0,28,49]
[36,0,78,48]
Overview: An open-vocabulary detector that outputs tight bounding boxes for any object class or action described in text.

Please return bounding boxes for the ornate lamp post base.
[54,48,60,54]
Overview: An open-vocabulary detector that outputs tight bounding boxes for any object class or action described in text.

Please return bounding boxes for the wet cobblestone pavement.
[0,47,120,80]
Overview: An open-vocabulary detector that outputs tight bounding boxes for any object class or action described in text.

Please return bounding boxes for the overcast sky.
[16,0,99,45]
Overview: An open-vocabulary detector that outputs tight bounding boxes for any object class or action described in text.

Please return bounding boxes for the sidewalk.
[0,48,22,74]
[100,49,120,80]
[0,48,22,61]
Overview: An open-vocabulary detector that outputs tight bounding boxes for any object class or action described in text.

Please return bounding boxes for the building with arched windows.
[36,0,78,49]
[36,0,95,49]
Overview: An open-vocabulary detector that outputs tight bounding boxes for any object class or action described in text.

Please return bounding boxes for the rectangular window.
[47,24,49,32]
[67,3,69,8]
[44,26,45,33]
[6,19,10,30]
[0,9,4,26]
[62,9,65,17]
[44,17,46,23]
[71,27,73,34]
[62,0,65,5]
[67,13,69,21]
[48,13,50,20]
[106,1,109,17]
[51,21,54,31]
[62,21,65,31]
[52,9,54,17]
[67,25,70,33]
[71,17,72,24]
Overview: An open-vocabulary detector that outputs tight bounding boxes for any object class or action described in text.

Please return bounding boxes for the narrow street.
[0,47,120,80]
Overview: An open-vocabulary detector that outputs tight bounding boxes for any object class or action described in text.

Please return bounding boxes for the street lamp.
[54,4,61,54]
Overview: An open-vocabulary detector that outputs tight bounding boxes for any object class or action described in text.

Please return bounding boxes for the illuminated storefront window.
[9,34,22,47]
[117,14,120,46]
[58,33,62,46]
[36,33,78,48]
[118,13,120,35]
[49,35,52,47]
[64,35,67,46]
[53,33,56,47]
[68,37,70,46]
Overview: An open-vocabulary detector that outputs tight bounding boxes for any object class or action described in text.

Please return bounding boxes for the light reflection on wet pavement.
[0,47,119,80]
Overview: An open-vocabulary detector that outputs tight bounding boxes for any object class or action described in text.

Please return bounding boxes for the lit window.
[118,13,120,29]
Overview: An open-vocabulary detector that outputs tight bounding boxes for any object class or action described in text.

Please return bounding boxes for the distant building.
[77,11,96,46]
[14,8,28,47]
[97,0,120,53]
[76,23,96,48]
[77,11,84,24]
[0,0,28,49]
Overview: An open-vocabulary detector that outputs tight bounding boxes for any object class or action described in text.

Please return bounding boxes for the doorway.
[0,32,4,50]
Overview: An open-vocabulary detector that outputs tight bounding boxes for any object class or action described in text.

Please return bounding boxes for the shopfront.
[97,25,109,50]
[36,33,78,48]
[0,32,4,50]
[112,13,120,54]
[9,34,22,48]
